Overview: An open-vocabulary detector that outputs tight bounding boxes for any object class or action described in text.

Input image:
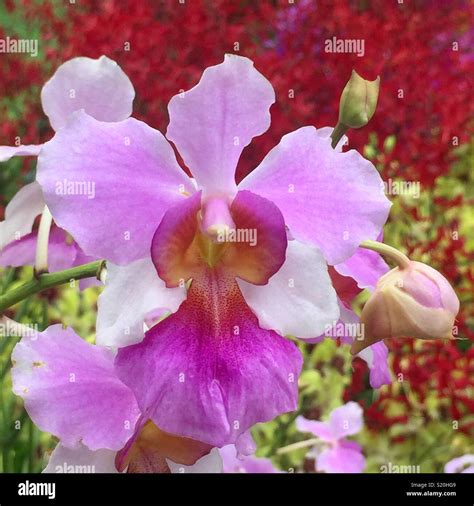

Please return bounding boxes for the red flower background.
[1,0,473,470]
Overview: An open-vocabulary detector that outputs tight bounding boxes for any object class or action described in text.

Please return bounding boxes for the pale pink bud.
[351,261,460,354]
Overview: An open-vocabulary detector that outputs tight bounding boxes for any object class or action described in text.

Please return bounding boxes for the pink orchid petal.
[238,457,280,474]
[41,56,135,131]
[227,190,287,285]
[0,227,77,272]
[235,431,256,458]
[295,416,334,442]
[340,439,363,453]
[239,126,391,265]
[37,111,194,264]
[316,301,391,388]
[167,54,275,196]
[151,191,203,287]
[12,325,141,451]
[334,230,389,291]
[219,445,279,473]
[317,444,365,473]
[328,402,364,440]
[357,341,391,389]
[445,455,474,474]
[335,247,389,291]
[324,300,391,388]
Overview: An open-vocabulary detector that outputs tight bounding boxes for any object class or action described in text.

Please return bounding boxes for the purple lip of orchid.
[11,54,391,464]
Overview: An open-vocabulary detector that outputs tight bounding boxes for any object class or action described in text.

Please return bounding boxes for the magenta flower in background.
[296,402,366,473]
[11,53,391,465]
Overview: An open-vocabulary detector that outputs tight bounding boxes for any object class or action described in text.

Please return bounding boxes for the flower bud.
[351,261,459,354]
[338,70,380,129]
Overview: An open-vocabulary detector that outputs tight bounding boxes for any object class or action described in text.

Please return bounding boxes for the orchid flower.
[296,402,365,473]
[13,325,222,474]
[13,54,390,455]
[0,56,134,283]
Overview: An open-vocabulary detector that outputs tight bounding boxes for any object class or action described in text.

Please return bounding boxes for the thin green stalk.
[0,337,19,380]
[276,437,320,455]
[28,418,36,472]
[0,268,16,294]
[359,239,411,269]
[0,260,105,314]
[330,121,349,148]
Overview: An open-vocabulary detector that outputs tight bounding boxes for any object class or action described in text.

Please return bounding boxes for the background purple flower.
[296,402,366,473]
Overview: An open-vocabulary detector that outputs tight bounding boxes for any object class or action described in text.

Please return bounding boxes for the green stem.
[0,260,105,314]
[276,438,320,455]
[330,121,349,148]
[360,239,411,269]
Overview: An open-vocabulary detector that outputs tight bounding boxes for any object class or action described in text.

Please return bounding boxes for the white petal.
[0,144,42,162]
[96,257,186,348]
[41,56,135,131]
[167,448,223,474]
[237,240,339,339]
[43,443,118,473]
[0,182,44,249]
[357,346,373,368]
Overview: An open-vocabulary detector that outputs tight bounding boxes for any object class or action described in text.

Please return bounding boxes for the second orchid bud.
[352,261,460,354]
